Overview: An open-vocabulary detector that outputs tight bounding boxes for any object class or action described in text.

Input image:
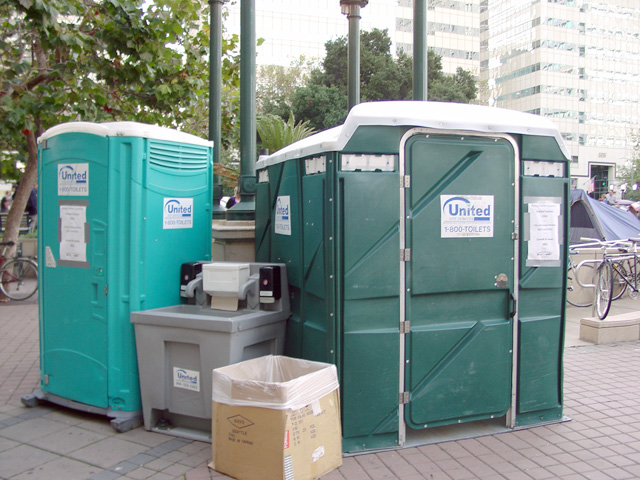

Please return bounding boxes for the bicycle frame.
[609,249,640,296]
[577,237,640,319]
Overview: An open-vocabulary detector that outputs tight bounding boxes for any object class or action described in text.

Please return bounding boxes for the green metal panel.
[262,160,305,358]
[269,160,303,287]
[338,170,401,450]
[516,175,567,426]
[301,173,331,362]
[518,292,562,412]
[255,168,275,262]
[522,135,567,161]
[404,134,515,429]
[342,126,407,154]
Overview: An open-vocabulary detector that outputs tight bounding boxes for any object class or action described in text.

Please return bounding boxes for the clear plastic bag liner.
[211,355,339,411]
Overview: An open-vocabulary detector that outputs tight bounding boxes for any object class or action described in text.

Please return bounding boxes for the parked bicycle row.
[567,237,640,320]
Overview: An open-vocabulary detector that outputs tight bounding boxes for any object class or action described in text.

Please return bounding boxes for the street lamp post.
[413,0,427,100]
[209,0,226,218]
[340,0,368,111]
[228,0,257,220]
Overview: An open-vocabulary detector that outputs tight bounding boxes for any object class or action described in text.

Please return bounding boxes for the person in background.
[225,186,241,209]
[26,185,37,232]
[604,187,617,205]
[0,191,11,212]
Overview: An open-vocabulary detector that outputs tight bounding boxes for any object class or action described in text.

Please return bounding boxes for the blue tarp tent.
[570,189,640,244]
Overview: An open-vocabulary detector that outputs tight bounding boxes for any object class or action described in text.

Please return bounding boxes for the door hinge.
[400,175,411,188]
[400,248,411,262]
[511,232,518,240]
[400,321,411,334]
[44,374,49,385]
[399,392,410,405]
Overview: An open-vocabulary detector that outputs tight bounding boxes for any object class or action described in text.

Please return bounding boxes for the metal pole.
[413,0,427,100]
[341,1,368,110]
[231,0,256,219]
[347,6,361,110]
[209,0,225,218]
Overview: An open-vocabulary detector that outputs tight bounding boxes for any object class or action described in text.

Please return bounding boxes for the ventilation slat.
[149,140,210,172]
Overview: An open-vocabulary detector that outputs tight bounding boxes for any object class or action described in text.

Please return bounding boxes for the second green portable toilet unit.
[27,122,213,431]
[255,101,570,452]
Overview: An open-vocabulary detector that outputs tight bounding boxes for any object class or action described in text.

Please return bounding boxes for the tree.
[257,56,314,119]
[0,0,241,249]
[289,84,348,132]
[616,132,640,201]
[289,28,478,131]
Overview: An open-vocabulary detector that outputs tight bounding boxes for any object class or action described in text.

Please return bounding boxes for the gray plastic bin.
[131,305,287,441]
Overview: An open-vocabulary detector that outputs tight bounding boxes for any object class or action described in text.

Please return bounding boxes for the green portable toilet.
[255,101,570,452]
[27,122,213,431]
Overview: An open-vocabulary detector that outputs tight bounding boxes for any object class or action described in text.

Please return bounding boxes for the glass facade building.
[224,0,480,75]
[480,1,640,197]
[223,1,395,67]
[394,0,480,75]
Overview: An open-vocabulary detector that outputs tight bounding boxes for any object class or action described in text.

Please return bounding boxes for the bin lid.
[257,101,569,168]
[39,121,212,148]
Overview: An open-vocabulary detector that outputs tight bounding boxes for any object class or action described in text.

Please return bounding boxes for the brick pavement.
[2,299,640,479]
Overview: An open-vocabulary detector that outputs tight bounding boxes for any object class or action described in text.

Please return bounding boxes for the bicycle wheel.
[594,261,613,320]
[567,263,594,307]
[0,258,38,301]
[611,261,628,301]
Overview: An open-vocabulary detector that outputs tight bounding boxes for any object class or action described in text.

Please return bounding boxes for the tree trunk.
[2,130,38,259]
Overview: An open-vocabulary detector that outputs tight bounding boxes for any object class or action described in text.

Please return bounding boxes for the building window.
[396,17,412,33]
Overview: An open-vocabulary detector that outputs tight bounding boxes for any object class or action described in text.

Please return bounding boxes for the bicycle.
[0,241,38,301]
[588,238,640,320]
[566,249,595,307]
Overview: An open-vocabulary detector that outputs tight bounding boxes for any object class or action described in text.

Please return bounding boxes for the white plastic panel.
[523,160,565,177]
[341,154,395,172]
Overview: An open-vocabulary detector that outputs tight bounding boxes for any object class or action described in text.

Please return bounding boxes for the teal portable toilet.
[26,122,213,431]
[255,101,570,452]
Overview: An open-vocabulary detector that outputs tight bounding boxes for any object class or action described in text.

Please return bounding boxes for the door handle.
[509,293,517,318]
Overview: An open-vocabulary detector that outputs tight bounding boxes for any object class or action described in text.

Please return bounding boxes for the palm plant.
[256,114,316,155]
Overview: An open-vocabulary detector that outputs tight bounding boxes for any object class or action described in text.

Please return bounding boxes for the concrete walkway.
[2,296,640,479]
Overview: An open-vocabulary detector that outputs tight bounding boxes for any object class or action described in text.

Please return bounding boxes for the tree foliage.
[256,56,314,119]
[280,28,478,131]
[256,114,315,155]
[615,132,640,201]
[0,0,240,245]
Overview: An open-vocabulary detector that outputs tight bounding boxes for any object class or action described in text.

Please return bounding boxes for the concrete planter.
[211,220,255,262]
[18,237,37,258]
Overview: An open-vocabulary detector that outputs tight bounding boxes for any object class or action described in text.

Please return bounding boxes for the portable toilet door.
[399,130,518,442]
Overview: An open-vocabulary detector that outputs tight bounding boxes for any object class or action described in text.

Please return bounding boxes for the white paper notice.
[60,205,87,262]
[527,202,560,263]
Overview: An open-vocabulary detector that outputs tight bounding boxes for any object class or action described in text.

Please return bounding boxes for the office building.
[480,1,640,197]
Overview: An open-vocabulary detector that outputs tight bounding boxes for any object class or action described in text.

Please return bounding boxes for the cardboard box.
[209,356,342,480]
